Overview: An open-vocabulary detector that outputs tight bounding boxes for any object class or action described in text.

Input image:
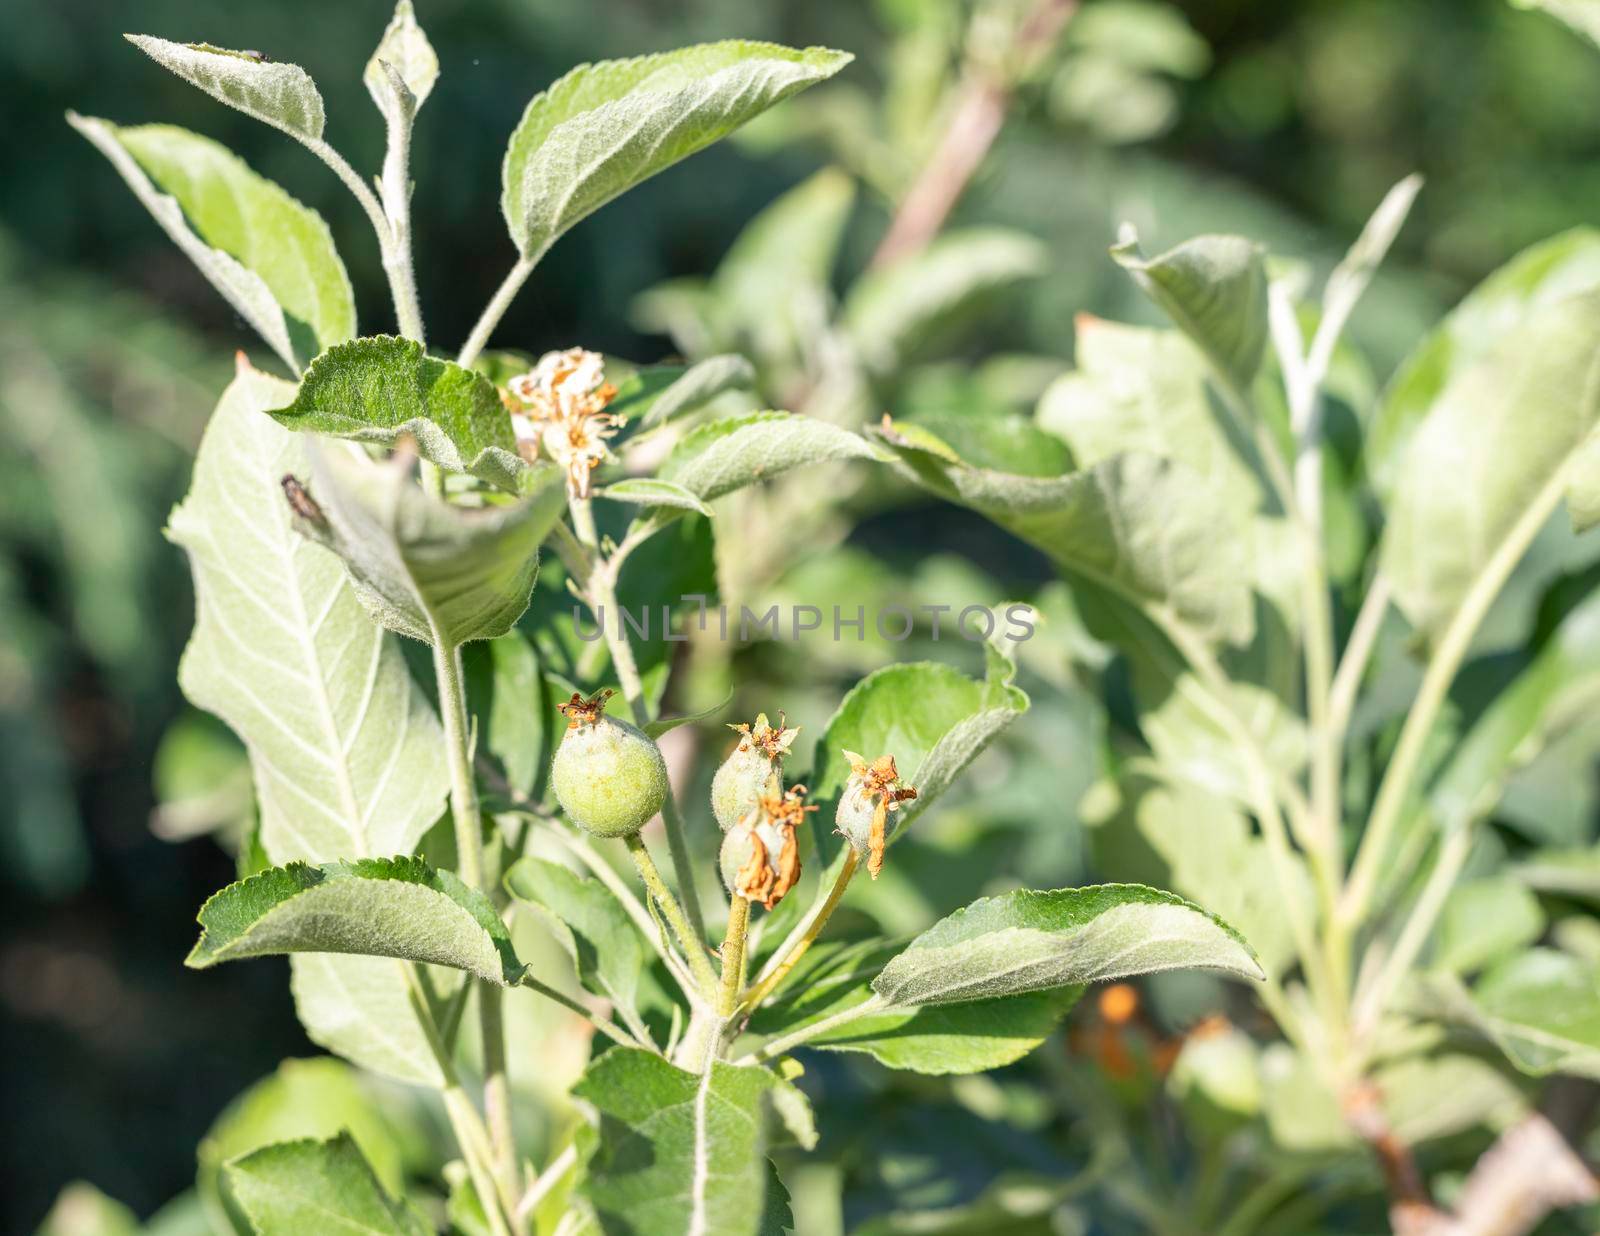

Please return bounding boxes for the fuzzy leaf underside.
[872,883,1264,1007]
[126,35,326,142]
[300,440,558,647]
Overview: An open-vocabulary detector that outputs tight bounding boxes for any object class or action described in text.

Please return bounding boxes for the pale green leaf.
[224,1134,430,1236]
[188,856,522,985]
[1377,1053,1527,1146]
[125,35,326,143]
[809,634,1029,863]
[1380,290,1600,641]
[1512,0,1600,46]
[1084,765,1308,978]
[747,938,1080,1074]
[660,411,882,501]
[365,0,438,114]
[197,1056,420,1234]
[1432,877,1546,975]
[615,355,754,430]
[1368,227,1600,504]
[169,370,455,1090]
[1111,227,1268,395]
[297,440,559,646]
[1512,846,1600,901]
[290,955,450,1089]
[270,336,536,493]
[501,41,851,257]
[167,365,448,866]
[843,228,1047,373]
[642,692,731,739]
[595,477,713,517]
[122,123,354,354]
[1430,589,1600,830]
[505,857,645,1013]
[1039,317,1266,520]
[879,425,1255,645]
[35,1184,140,1236]
[712,166,856,361]
[69,113,299,373]
[872,883,1264,1007]
[1037,317,1305,801]
[1419,949,1600,1079]
[573,1047,776,1236]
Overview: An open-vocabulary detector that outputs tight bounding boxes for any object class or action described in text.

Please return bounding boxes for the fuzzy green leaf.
[1380,290,1600,642]
[573,1047,776,1236]
[69,113,354,374]
[365,0,438,114]
[501,41,851,257]
[748,938,1081,1074]
[1367,228,1600,504]
[296,441,560,646]
[224,1134,430,1236]
[505,857,645,1014]
[1110,228,1268,395]
[879,426,1256,646]
[595,477,714,517]
[1512,0,1600,47]
[843,228,1047,373]
[188,856,522,984]
[270,336,535,492]
[810,633,1029,863]
[1419,949,1600,1079]
[873,883,1263,1007]
[660,411,883,502]
[125,35,326,142]
[612,355,754,429]
[1084,765,1308,979]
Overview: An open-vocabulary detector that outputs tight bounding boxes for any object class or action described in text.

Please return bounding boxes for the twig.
[868,0,1078,269]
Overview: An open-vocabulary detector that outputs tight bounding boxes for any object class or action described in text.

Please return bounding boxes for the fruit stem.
[568,497,710,944]
[742,848,859,1012]
[717,896,751,1018]
[625,832,719,997]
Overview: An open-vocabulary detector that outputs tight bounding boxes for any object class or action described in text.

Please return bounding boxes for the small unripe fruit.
[833,750,917,879]
[720,822,758,894]
[551,691,668,838]
[711,713,799,832]
[719,785,813,909]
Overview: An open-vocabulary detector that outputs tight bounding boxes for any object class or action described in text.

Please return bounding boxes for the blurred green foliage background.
[8,0,1600,1230]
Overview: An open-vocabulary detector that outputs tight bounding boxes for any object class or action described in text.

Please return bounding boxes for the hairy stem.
[458,253,543,370]
[401,963,516,1236]
[568,497,711,941]
[518,971,644,1051]
[1340,461,1575,929]
[375,96,426,345]
[625,832,719,997]
[738,994,888,1065]
[742,848,859,1011]
[717,896,751,1018]
[431,640,518,1213]
[869,0,1078,269]
[304,136,424,344]
[1351,823,1474,1038]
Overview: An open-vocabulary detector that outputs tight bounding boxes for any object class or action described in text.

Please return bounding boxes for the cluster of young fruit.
[551,697,916,903]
